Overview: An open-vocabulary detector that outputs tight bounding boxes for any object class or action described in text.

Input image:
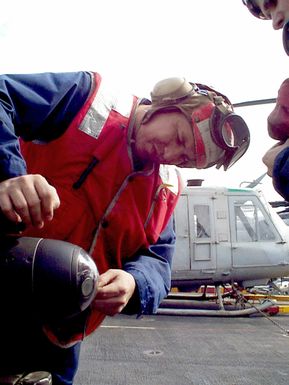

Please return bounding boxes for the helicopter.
[158,177,289,316]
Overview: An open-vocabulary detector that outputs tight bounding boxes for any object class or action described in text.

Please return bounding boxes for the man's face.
[134,110,196,167]
[255,0,289,29]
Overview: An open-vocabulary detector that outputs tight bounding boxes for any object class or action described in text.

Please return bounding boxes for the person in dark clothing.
[242,0,289,200]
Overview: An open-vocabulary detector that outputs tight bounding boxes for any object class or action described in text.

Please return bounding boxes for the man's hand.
[262,139,289,177]
[92,269,136,316]
[0,174,60,228]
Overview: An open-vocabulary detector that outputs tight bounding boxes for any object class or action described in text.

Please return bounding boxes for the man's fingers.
[35,179,60,222]
[0,194,22,223]
[8,188,36,226]
[92,298,125,316]
[0,174,60,228]
[97,270,118,287]
[93,270,136,316]
[96,270,136,298]
[96,281,120,298]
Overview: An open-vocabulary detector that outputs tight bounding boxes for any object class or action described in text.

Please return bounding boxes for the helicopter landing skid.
[158,284,275,317]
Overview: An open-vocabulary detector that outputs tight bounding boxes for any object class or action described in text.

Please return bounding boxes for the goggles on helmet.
[210,105,250,170]
[191,101,250,171]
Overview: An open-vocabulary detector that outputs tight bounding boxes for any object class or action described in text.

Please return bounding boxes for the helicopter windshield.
[234,199,276,242]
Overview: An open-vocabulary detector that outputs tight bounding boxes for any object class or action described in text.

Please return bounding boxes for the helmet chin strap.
[283,20,289,56]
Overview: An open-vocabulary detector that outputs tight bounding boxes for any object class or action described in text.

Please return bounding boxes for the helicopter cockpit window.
[193,205,211,238]
[234,199,275,242]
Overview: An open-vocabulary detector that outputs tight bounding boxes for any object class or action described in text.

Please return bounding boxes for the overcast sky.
[1,0,288,201]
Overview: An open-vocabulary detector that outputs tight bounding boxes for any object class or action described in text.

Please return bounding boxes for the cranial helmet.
[143,77,250,171]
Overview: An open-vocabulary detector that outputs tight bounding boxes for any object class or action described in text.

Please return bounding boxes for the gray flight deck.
[74,313,289,385]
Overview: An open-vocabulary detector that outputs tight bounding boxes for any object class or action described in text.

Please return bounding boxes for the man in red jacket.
[0,72,250,384]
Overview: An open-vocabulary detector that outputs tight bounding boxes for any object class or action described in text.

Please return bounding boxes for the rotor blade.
[233,98,276,108]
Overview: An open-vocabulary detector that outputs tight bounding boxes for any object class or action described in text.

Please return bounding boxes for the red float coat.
[20,72,181,346]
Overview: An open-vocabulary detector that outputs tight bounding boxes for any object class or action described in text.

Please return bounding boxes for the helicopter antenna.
[239,172,267,188]
[233,98,276,108]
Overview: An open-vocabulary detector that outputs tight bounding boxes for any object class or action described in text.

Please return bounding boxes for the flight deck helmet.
[143,77,250,170]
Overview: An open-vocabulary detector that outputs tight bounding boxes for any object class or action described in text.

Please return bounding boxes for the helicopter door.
[173,194,191,270]
[229,195,281,268]
[187,195,216,272]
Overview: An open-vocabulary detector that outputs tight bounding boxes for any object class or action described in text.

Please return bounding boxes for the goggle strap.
[194,83,233,106]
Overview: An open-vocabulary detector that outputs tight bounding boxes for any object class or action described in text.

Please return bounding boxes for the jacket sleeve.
[0,72,92,181]
[272,147,289,201]
[122,216,175,315]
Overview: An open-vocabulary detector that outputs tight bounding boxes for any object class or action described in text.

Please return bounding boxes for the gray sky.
[1,0,288,201]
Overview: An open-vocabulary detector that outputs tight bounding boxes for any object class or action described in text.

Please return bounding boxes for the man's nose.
[272,12,286,30]
[163,147,183,162]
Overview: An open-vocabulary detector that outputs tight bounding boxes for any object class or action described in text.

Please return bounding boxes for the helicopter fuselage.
[172,185,289,291]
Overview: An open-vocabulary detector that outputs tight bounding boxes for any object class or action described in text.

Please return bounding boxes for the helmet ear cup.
[0,237,98,322]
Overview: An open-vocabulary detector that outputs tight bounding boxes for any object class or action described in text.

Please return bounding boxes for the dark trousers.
[0,315,81,385]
